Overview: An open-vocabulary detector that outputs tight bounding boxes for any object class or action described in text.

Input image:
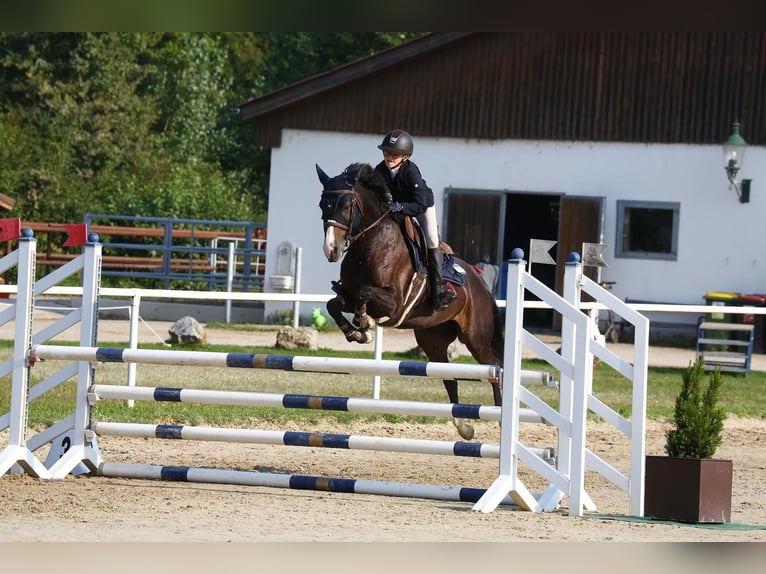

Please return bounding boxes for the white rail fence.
[3,285,764,346]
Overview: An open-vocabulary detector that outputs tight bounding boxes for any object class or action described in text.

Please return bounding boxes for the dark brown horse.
[316,162,504,440]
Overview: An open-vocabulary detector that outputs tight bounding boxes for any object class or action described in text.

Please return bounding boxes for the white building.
[239,33,766,344]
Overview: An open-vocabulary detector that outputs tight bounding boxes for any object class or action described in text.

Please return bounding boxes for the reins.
[322,187,392,250]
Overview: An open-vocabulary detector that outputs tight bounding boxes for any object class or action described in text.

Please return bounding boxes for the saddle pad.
[443,254,466,286]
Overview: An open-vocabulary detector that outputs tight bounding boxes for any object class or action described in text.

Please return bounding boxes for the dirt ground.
[1,414,765,543]
[2,316,766,560]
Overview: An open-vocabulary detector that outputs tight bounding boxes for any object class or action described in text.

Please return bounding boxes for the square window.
[615,200,679,260]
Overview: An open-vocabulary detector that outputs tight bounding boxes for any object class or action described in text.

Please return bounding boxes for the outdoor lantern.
[722,120,752,203]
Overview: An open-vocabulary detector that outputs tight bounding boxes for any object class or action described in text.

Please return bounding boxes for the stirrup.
[434,287,457,311]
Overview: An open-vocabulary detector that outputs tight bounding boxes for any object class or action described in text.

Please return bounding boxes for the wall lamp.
[722,120,752,203]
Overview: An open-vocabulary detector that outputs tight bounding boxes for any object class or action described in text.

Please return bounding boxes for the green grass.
[2,340,765,431]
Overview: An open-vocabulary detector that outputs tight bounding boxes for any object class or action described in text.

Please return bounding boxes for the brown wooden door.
[443,191,503,265]
[552,195,605,329]
[556,196,605,292]
[553,196,604,330]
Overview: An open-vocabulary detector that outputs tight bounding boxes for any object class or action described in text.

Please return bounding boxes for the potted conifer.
[644,357,733,523]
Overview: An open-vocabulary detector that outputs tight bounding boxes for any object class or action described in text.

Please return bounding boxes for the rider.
[374,129,457,311]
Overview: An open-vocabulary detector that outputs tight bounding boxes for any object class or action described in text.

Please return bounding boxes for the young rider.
[374,129,457,311]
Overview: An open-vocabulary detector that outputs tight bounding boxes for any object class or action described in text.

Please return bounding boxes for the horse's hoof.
[346,331,374,344]
[358,331,374,344]
[453,419,475,441]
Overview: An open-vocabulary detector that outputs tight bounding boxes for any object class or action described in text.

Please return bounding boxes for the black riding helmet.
[377,129,414,155]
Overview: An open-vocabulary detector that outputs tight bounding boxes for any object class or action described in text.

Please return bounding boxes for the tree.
[0,32,421,225]
[665,358,727,459]
[0,32,162,221]
[256,33,421,93]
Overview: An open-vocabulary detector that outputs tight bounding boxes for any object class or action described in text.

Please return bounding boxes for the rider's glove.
[389,202,404,213]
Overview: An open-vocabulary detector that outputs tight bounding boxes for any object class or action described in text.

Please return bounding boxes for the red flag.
[62,223,88,247]
[0,217,21,242]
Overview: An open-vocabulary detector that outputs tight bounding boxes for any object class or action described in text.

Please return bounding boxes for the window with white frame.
[615,200,679,260]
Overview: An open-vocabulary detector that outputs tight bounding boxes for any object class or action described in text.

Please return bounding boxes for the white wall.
[264,129,766,323]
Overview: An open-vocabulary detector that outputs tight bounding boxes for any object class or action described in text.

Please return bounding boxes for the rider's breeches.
[417,206,440,249]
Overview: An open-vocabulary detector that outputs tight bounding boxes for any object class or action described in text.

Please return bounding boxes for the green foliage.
[148,33,232,162]
[665,358,727,459]
[0,32,419,225]
[257,33,422,93]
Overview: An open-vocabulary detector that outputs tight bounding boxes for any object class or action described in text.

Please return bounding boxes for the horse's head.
[317,163,392,262]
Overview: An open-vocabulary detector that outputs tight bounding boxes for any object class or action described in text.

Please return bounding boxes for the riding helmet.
[377,129,414,155]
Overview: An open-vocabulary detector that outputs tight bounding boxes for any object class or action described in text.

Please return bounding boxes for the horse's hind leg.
[415,326,475,441]
[460,335,502,409]
[443,377,474,441]
[459,334,502,428]
[455,288,503,409]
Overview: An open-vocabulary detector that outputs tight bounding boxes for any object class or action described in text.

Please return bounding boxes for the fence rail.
[10,215,267,292]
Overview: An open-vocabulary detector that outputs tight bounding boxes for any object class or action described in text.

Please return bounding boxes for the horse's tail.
[491,298,505,366]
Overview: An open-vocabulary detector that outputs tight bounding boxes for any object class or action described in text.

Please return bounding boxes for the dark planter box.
[644,455,733,523]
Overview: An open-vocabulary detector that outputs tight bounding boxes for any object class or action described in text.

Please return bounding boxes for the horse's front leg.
[351,285,398,338]
[326,295,373,344]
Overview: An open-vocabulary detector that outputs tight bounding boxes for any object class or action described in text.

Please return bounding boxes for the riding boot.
[428,248,457,311]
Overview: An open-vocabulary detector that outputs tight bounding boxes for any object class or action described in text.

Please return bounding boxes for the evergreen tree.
[665,358,727,459]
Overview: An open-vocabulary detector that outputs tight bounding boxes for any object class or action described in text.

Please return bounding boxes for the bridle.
[320,187,392,249]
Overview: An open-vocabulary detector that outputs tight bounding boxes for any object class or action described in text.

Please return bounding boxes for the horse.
[316,162,504,440]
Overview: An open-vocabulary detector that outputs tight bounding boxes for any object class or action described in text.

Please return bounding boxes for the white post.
[567,295,593,517]
[472,249,539,513]
[225,241,235,323]
[558,254,581,486]
[0,230,51,478]
[47,236,103,478]
[630,314,650,517]
[372,325,383,399]
[126,293,141,407]
[292,247,302,328]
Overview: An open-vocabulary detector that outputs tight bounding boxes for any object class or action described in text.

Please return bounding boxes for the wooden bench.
[696,321,755,375]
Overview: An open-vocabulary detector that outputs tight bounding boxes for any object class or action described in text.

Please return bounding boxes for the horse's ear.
[316,164,331,187]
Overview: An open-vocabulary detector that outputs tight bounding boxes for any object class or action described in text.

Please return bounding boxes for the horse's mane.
[344,162,392,207]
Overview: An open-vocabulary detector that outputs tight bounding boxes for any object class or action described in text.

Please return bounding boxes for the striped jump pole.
[29,341,563,509]
[89,385,550,425]
[31,345,499,380]
[32,344,556,386]
[92,421,555,462]
[98,462,522,507]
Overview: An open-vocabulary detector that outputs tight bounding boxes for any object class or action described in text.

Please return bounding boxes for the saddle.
[398,217,463,286]
[400,216,429,273]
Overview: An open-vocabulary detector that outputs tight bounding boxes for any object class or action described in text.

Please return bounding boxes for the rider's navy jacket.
[374,159,435,217]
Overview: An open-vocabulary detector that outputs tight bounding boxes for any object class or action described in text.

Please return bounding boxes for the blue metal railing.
[83,214,267,291]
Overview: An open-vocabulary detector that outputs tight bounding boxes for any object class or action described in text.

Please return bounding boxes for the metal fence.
[81,214,267,291]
